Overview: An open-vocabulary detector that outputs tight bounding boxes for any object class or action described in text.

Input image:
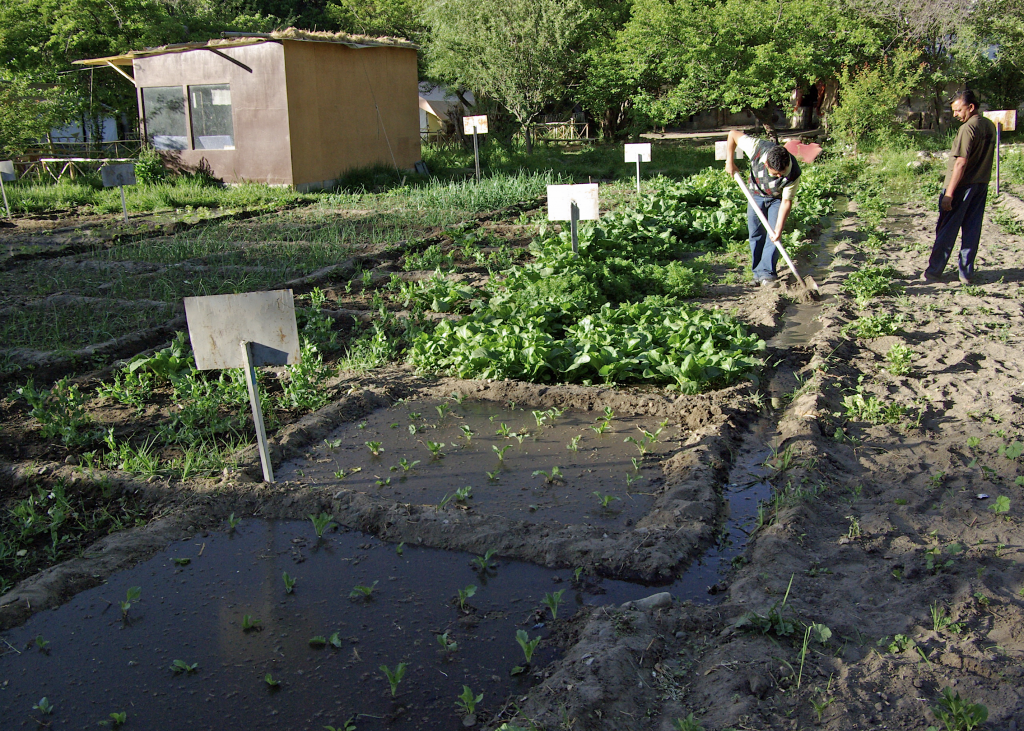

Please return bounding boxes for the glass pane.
[141,87,188,150]
[189,84,235,150]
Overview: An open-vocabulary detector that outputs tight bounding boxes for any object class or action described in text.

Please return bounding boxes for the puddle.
[768,199,849,349]
[278,400,676,529]
[0,521,651,731]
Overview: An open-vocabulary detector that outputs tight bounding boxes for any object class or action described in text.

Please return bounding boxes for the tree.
[422,0,592,153]
[0,75,66,157]
[326,0,426,41]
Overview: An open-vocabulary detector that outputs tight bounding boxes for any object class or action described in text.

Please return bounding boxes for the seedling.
[593,491,621,509]
[810,695,834,723]
[515,629,540,664]
[365,441,384,456]
[451,392,465,404]
[542,589,565,620]
[459,425,474,440]
[310,512,336,538]
[472,549,498,571]
[33,697,53,715]
[547,406,564,420]
[797,622,831,688]
[264,673,280,687]
[350,581,378,600]
[281,571,297,594]
[398,458,420,473]
[511,431,528,444]
[496,423,511,437]
[357,422,367,430]
[396,542,405,556]
[436,403,451,421]
[120,586,141,618]
[533,466,564,484]
[456,584,477,611]
[631,457,642,472]
[486,470,500,482]
[602,406,615,422]
[227,513,241,531]
[99,711,127,727]
[928,471,945,488]
[324,438,342,449]
[493,444,511,461]
[436,631,459,654]
[456,685,483,717]
[846,516,862,539]
[437,492,455,511]
[380,662,408,697]
[324,717,357,731]
[329,632,344,648]
[925,543,963,573]
[34,635,49,653]
[408,424,419,435]
[453,485,473,503]
[172,556,191,566]
[590,421,610,434]
[624,436,650,456]
[931,687,988,731]
[375,477,392,487]
[335,467,362,479]
[241,614,262,632]
[170,659,198,674]
[673,715,703,731]
[567,435,581,452]
[992,495,1011,516]
[930,603,964,634]
[966,436,981,449]
[532,410,549,427]
[426,441,446,459]
[626,473,643,488]
[885,342,915,376]
[309,635,328,647]
[573,566,586,584]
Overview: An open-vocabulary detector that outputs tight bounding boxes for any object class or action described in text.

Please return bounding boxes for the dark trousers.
[926,184,988,281]
[747,194,780,280]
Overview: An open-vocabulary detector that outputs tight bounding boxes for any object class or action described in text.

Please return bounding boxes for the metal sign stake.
[473,129,481,183]
[119,185,129,224]
[570,201,579,255]
[241,340,275,483]
[995,123,1003,196]
[0,176,9,219]
[635,158,641,195]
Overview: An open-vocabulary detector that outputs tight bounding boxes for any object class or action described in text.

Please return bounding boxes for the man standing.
[922,90,997,284]
[724,130,801,286]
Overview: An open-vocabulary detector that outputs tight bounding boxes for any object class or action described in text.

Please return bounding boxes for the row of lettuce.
[404,168,840,393]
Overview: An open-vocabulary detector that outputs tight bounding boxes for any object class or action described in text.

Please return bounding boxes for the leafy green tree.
[326,0,425,41]
[0,75,66,157]
[422,0,592,153]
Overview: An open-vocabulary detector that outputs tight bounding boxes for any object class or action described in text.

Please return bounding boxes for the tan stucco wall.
[133,42,294,185]
[282,41,420,190]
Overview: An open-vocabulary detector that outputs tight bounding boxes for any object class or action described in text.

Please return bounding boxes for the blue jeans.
[747,195,780,280]
[926,184,988,280]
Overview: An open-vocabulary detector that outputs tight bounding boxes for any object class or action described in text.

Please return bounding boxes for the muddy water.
[0,521,648,731]
[277,401,674,528]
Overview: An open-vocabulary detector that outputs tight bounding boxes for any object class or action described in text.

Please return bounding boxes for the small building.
[418,84,474,141]
[75,29,421,191]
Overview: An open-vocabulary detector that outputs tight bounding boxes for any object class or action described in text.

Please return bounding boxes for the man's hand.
[769,227,782,243]
[725,158,738,176]
[941,194,954,212]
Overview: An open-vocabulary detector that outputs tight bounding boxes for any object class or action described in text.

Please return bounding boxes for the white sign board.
[547,184,600,221]
[715,141,744,160]
[984,110,1017,131]
[100,163,137,188]
[624,143,651,163]
[463,115,488,135]
[184,290,301,370]
[0,161,14,182]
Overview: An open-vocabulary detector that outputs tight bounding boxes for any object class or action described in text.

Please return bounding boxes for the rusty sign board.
[984,110,1016,131]
[184,290,301,371]
[462,115,488,135]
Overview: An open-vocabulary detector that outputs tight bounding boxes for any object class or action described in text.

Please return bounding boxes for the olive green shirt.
[943,114,997,189]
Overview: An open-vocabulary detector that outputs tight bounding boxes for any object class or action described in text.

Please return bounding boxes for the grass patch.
[0,301,176,350]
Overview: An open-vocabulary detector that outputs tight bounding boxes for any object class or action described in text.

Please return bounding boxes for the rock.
[462,714,476,727]
[64,455,79,465]
[748,672,771,698]
[631,592,673,611]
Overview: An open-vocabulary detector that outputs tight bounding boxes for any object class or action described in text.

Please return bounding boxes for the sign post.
[183,289,302,483]
[624,143,652,195]
[100,163,137,224]
[983,110,1017,195]
[547,184,600,255]
[463,115,489,183]
[0,161,14,219]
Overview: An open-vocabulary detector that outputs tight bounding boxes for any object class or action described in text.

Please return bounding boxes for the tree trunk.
[524,123,533,154]
[747,107,779,142]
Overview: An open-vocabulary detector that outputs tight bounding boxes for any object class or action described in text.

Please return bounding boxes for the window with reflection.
[189,84,235,150]
[141,86,187,150]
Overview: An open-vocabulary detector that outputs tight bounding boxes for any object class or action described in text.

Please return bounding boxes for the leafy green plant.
[532,466,563,484]
[264,673,280,687]
[227,513,241,531]
[567,435,581,452]
[99,711,127,727]
[17,377,97,447]
[456,685,483,716]
[436,631,459,654]
[842,264,903,305]
[242,614,261,632]
[886,342,915,376]
[930,687,988,731]
[310,512,335,538]
[397,458,420,473]
[673,715,704,731]
[282,572,297,594]
[426,441,446,459]
[34,635,49,653]
[120,586,141,618]
[380,662,408,697]
[324,717,357,731]
[170,659,199,674]
[515,629,540,664]
[844,312,904,339]
[453,485,473,503]
[309,635,328,648]
[992,495,1010,515]
[350,581,378,600]
[493,444,511,461]
[541,589,565,620]
[33,697,54,715]
[925,543,963,573]
[456,584,477,611]
[472,549,498,572]
[365,441,384,456]
[593,491,621,509]
[842,393,909,425]
[797,623,831,688]
[496,422,512,437]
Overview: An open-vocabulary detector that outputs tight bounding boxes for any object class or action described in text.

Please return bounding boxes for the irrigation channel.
[0,212,839,729]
